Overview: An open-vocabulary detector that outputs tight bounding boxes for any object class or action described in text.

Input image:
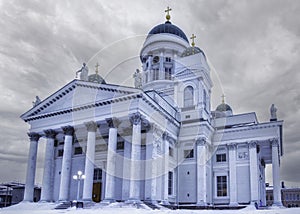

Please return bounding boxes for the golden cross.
[95,62,100,74]
[221,94,225,104]
[165,6,172,21]
[190,34,196,47]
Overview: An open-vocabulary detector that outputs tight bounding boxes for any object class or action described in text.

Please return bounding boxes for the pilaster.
[196,137,207,206]
[249,140,259,204]
[228,143,238,206]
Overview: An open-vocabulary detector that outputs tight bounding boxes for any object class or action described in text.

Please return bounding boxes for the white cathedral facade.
[21,11,284,208]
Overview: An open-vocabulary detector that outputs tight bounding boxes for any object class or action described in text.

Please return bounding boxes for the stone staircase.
[143,201,161,210]
[54,201,72,209]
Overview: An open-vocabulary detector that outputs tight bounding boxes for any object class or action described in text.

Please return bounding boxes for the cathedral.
[21,9,284,208]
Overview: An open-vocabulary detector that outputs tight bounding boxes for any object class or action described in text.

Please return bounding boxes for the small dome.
[216,103,232,112]
[88,74,106,84]
[147,21,189,42]
[181,46,206,57]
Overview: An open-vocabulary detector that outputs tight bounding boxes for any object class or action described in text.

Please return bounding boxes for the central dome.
[147,21,189,42]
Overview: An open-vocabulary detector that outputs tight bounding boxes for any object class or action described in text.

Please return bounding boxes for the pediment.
[21,80,139,121]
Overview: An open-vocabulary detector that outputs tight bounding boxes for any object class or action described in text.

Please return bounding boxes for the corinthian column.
[58,126,74,201]
[40,129,57,202]
[249,141,259,204]
[196,137,207,206]
[103,118,120,203]
[23,132,40,202]
[82,121,97,201]
[271,138,282,207]
[128,112,142,202]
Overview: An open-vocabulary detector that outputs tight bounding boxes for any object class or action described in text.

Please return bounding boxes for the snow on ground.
[0,202,300,214]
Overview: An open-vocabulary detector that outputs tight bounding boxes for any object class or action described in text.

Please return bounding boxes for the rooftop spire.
[165,6,172,21]
[190,34,196,47]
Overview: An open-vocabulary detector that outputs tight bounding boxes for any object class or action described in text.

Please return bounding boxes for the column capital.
[196,137,206,146]
[62,125,74,136]
[142,118,151,131]
[85,121,97,132]
[43,129,57,139]
[27,132,40,142]
[270,138,279,147]
[249,140,257,149]
[106,117,121,128]
[162,132,169,141]
[227,143,236,150]
[129,112,142,125]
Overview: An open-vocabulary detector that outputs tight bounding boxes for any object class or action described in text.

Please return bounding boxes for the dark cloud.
[0,0,299,187]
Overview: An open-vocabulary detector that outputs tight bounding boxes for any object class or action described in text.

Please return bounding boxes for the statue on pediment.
[76,63,89,81]
[32,96,41,107]
[133,69,142,89]
[270,104,277,121]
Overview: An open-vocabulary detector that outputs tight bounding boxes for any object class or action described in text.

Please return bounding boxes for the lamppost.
[73,170,85,201]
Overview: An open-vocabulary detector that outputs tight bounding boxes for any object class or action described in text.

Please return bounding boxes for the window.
[165,57,171,62]
[117,141,124,150]
[58,149,64,157]
[184,149,194,159]
[184,86,194,107]
[93,168,102,181]
[168,171,173,195]
[74,147,83,155]
[169,147,174,157]
[217,176,227,197]
[216,153,227,162]
[165,67,172,80]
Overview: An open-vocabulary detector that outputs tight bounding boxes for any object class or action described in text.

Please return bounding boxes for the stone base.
[100,198,116,204]
[271,202,284,208]
[229,202,239,207]
[160,200,170,205]
[125,199,142,205]
[196,201,208,206]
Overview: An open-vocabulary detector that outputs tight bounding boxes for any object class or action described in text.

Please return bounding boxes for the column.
[103,118,120,202]
[271,138,282,206]
[40,130,57,202]
[58,126,74,201]
[196,137,207,206]
[228,144,238,206]
[249,141,259,204]
[23,132,40,202]
[162,132,170,204]
[82,121,97,201]
[144,123,153,201]
[128,112,142,202]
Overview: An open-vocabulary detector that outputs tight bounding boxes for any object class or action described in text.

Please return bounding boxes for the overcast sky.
[0,0,300,187]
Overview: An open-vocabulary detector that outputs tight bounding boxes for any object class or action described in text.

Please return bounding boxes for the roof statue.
[270,104,277,121]
[32,96,41,107]
[133,69,142,89]
[76,62,89,81]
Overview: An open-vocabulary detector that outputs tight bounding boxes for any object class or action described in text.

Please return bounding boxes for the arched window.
[184,86,194,107]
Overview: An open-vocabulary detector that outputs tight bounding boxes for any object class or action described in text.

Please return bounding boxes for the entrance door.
[92,182,102,203]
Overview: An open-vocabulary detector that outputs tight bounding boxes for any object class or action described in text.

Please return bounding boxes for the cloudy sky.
[0,0,300,187]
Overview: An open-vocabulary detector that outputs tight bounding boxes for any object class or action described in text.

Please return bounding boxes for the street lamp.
[73,170,85,201]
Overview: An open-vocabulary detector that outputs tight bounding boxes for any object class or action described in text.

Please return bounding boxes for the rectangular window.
[168,171,173,195]
[152,69,159,80]
[165,67,172,80]
[74,147,83,155]
[169,147,174,157]
[217,176,227,197]
[216,153,226,162]
[93,168,102,181]
[165,57,171,62]
[58,149,64,157]
[117,141,124,150]
[184,149,194,159]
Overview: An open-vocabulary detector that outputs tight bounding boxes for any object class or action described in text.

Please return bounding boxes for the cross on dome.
[95,62,100,74]
[190,34,196,47]
[165,6,172,21]
[221,94,226,104]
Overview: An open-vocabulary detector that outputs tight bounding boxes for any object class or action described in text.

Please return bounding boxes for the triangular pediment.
[21,80,140,121]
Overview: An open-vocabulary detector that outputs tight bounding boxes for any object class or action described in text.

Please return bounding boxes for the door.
[92,182,102,203]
